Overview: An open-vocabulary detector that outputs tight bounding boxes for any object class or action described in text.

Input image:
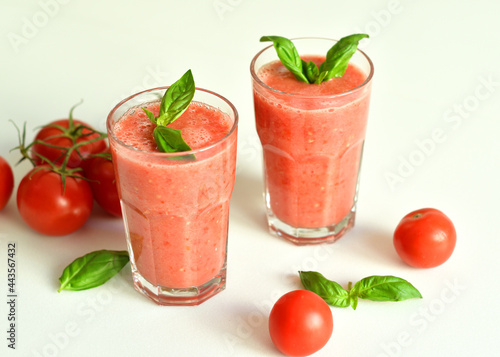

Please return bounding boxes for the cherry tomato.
[0,156,14,211]
[17,166,93,236]
[31,119,106,168]
[269,290,333,357]
[83,154,122,217]
[393,208,456,268]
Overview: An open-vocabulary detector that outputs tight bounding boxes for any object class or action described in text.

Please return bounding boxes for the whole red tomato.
[0,156,14,211]
[32,119,106,168]
[17,166,93,236]
[269,290,333,357]
[393,208,456,268]
[83,154,122,217]
[31,104,106,168]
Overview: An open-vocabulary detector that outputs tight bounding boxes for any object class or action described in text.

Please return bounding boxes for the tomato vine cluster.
[0,156,14,211]
[5,103,121,236]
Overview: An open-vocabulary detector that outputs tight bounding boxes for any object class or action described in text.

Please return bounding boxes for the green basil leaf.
[157,69,195,126]
[316,33,369,83]
[316,71,329,84]
[153,126,194,159]
[58,250,129,292]
[349,293,359,310]
[303,60,319,84]
[144,70,196,158]
[351,275,423,302]
[299,271,350,308]
[142,107,157,124]
[260,36,309,83]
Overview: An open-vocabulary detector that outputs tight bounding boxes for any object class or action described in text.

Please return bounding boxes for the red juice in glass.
[251,38,373,244]
[107,87,238,305]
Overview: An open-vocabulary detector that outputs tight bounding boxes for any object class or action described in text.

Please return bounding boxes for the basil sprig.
[260,33,369,84]
[299,271,422,310]
[142,69,195,154]
[58,250,129,292]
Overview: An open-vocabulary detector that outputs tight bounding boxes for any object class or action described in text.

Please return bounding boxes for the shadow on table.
[214,301,278,356]
[349,223,405,267]
[230,171,268,232]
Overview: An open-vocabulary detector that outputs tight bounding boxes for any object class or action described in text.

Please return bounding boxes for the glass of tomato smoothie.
[107,86,238,305]
[251,37,373,244]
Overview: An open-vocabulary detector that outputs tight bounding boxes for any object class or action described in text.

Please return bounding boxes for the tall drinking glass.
[251,38,373,245]
[107,87,238,305]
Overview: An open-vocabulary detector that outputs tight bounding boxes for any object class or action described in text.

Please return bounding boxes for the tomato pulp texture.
[269,290,333,357]
[0,157,14,211]
[32,119,106,168]
[110,101,237,289]
[254,55,371,229]
[16,166,93,236]
[393,208,457,268]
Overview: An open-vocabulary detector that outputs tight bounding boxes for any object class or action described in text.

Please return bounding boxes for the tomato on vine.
[12,118,95,236]
[0,156,14,211]
[31,102,107,168]
[83,152,122,217]
[17,165,93,236]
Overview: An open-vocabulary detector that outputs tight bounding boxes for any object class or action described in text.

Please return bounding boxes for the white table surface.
[1,1,499,356]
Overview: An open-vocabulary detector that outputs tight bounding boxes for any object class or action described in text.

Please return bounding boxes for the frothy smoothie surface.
[258,55,366,96]
[114,101,233,152]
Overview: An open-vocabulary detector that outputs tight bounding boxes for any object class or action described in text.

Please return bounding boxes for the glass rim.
[250,37,374,99]
[107,86,239,158]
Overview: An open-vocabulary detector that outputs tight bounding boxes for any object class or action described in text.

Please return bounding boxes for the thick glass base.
[130,265,226,306]
[267,208,356,245]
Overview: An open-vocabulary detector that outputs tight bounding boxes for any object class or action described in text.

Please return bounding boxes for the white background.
[1,0,499,356]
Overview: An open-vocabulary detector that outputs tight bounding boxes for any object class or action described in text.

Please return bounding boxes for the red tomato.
[31,119,106,168]
[83,154,122,217]
[393,208,456,268]
[17,166,93,236]
[269,290,333,357]
[0,156,14,211]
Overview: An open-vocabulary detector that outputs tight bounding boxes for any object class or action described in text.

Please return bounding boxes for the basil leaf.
[58,250,129,292]
[316,71,329,84]
[316,33,369,83]
[349,293,359,310]
[142,107,157,124]
[153,126,193,155]
[139,70,196,158]
[351,275,423,302]
[299,271,350,308]
[303,60,319,84]
[260,36,309,83]
[157,69,195,126]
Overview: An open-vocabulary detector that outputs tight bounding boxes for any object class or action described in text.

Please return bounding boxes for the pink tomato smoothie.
[109,99,237,290]
[253,55,372,231]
